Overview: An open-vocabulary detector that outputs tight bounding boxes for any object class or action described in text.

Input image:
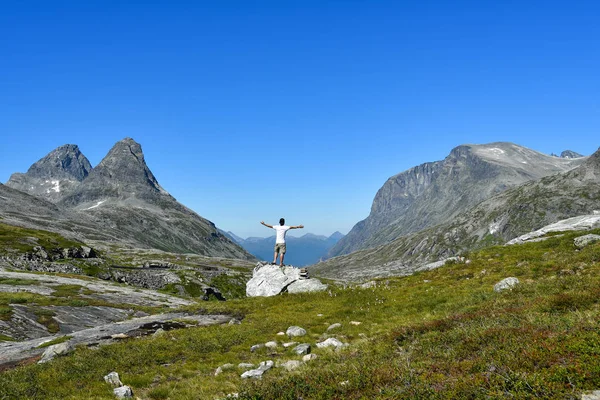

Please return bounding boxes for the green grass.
[1,230,600,399]
[0,222,83,255]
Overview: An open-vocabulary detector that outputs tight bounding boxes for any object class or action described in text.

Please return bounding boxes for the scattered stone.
[327,323,342,331]
[286,326,307,337]
[104,371,123,388]
[293,343,311,355]
[316,338,346,349]
[238,363,255,369]
[241,360,274,379]
[349,321,361,326]
[38,341,72,364]
[114,386,134,398]
[228,318,241,325]
[303,353,318,362]
[494,277,520,292]
[215,363,235,376]
[250,344,264,352]
[283,342,297,348]
[265,341,278,349]
[276,331,285,336]
[340,380,350,386]
[582,390,600,400]
[317,314,324,317]
[574,234,600,249]
[279,360,303,371]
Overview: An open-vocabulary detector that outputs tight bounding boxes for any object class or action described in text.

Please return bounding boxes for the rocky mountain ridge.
[328,142,586,258]
[313,146,600,280]
[3,138,253,259]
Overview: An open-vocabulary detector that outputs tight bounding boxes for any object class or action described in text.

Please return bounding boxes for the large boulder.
[246,263,327,297]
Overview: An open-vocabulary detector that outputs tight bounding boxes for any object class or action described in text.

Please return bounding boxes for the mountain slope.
[6,144,92,202]
[2,139,254,259]
[313,146,600,280]
[329,142,585,258]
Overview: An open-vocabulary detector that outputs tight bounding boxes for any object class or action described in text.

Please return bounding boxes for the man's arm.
[260,221,273,228]
[290,224,304,229]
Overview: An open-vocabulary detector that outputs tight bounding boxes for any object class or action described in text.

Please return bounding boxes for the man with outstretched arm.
[260,218,303,266]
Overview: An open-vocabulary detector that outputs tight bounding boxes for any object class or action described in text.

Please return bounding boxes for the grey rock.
[494,277,520,292]
[508,216,600,245]
[360,281,377,289]
[241,360,274,379]
[287,278,328,294]
[282,341,297,348]
[327,323,342,332]
[104,371,123,388]
[38,341,73,364]
[286,326,307,337]
[114,385,134,398]
[303,353,318,362]
[264,341,278,349]
[238,363,254,369]
[246,263,327,297]
[153,328,166,338]
[574,234,600,249]
[316,338,346,349]
[293,343,311,355]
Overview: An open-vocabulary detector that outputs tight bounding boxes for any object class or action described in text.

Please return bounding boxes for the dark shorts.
[274,243,286,254]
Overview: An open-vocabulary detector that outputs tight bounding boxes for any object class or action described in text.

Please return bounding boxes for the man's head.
[279,218,285,226]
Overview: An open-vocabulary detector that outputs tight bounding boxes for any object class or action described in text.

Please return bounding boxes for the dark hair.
[279,218,285,225]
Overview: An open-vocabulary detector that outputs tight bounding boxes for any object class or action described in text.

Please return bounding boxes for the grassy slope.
[1,230,600,399]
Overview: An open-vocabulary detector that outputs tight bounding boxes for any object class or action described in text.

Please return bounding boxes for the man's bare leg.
[280,253,285,266]
[273,251,278,264]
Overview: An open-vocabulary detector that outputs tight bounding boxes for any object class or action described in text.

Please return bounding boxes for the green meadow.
[1,229,600,399]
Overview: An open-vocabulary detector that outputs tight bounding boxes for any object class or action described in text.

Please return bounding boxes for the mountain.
[2,138,254,259]
[560,150,584,159]
[6,144,92,202]
[328,142,586,258]
[234,231,344,266]
[313,146,600,280]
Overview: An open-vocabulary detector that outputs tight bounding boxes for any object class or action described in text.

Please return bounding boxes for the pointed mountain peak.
[329,231,345,240]
[21,144,91,181]
[560,150,584,159]
[5,143,92,202]
[92,137,165,193]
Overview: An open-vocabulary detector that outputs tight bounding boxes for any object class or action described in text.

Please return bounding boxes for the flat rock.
[507,215,600,245]
[293,343,311,355]
[287,278,328,294]
[114,385,134,398]
[38,341,72,364]
[574,234,600,249]
[327,323,342,331]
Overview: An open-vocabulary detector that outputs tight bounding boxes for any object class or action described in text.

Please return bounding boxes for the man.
[260,218,304,266]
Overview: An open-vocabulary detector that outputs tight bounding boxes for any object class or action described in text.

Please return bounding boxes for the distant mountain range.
[314,143,597,280]
[225,231,344,266]
[328,142,586,258]
[2,138,253,260]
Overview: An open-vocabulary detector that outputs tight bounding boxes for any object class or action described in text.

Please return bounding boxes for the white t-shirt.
[273,225,291,243]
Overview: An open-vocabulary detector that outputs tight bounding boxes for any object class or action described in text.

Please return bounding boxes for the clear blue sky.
[1,1,599,238]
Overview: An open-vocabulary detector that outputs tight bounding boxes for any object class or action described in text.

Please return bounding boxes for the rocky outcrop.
[246,263,327,297]
[507,215,600,245]
[329,142,586,258]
